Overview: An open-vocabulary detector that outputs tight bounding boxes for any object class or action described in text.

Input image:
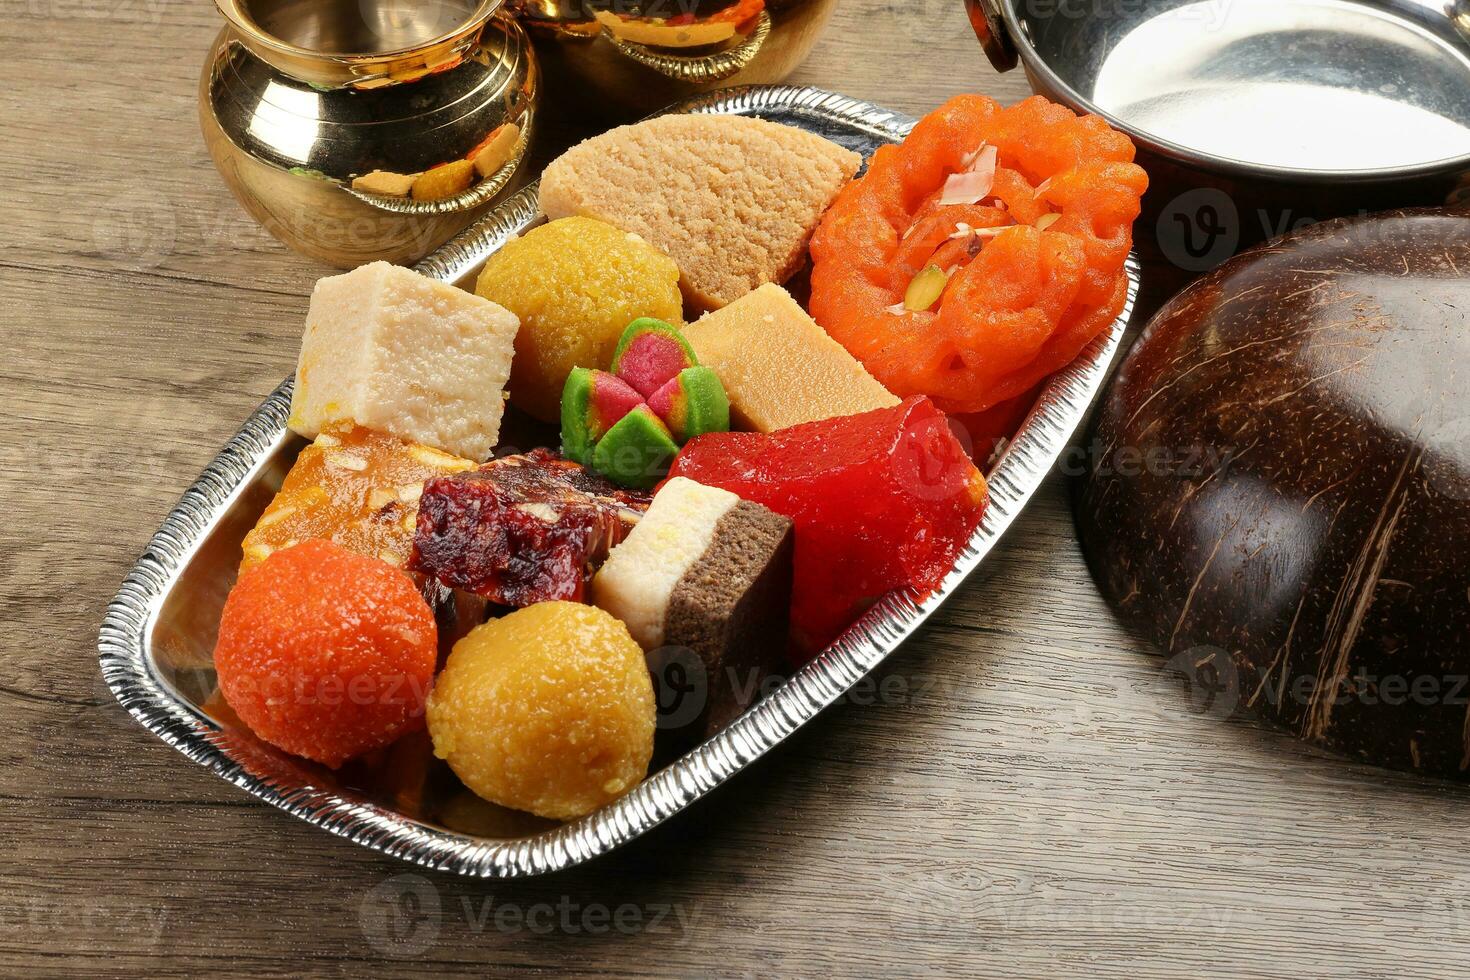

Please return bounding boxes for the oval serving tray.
[100,85,1139,877]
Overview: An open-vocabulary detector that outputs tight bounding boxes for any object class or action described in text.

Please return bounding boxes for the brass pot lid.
[215,0,506,90]
[516,0,773,81]
[603,9,770,82]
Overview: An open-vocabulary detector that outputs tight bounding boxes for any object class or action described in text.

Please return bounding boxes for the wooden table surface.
[6,1,1469,976]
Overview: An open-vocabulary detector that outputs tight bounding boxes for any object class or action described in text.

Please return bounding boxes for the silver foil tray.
[100,85,1139,877]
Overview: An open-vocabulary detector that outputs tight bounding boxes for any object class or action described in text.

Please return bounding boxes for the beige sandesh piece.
[538,113,861,311]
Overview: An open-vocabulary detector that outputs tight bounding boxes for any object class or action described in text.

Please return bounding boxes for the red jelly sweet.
[668,397,987,656]
[409,448,651,606]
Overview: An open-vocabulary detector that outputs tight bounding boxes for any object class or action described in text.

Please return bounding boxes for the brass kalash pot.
[514,0,839,121]
[201,0,538,267]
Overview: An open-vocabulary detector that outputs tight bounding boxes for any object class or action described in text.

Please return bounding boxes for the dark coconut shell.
[1076,207,1470,777]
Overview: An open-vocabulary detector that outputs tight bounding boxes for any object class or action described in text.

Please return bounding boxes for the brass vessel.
[515,0,839,121]
[200,0,539,268]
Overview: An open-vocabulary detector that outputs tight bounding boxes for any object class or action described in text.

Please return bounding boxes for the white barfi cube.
[288,261,519,462]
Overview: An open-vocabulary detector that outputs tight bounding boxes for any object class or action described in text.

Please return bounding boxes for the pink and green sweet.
[561,319,729,488]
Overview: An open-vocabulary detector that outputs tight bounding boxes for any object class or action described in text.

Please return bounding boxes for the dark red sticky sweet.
[409,449,651,606]
[668,397,987,657]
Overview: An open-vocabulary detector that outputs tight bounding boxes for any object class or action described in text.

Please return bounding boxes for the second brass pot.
[517,0,839,121]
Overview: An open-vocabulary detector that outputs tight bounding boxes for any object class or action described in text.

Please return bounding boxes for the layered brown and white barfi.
[592,476,793,737]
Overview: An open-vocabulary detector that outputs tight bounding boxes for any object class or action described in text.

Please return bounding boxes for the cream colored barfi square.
[683,283,899,433]
[288,261,519,461]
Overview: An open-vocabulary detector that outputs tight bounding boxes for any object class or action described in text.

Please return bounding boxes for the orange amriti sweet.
[810,94,1147,414]
[213,539,438,768]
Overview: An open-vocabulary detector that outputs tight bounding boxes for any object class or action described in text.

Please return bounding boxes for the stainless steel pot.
[965,0,1470,273]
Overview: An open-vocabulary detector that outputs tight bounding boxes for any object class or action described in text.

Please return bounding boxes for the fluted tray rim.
[100,84,1138,877]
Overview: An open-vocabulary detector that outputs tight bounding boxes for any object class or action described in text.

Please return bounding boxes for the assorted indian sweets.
[212,97,1146,821]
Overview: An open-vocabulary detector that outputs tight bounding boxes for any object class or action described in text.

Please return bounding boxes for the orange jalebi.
[809,95,1147,414]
